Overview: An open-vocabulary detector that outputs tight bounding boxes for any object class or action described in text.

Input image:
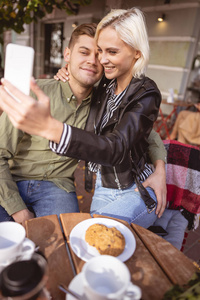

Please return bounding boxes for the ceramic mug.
[0,253,51,300]
[0,222,35,271]
[82,255,141,300]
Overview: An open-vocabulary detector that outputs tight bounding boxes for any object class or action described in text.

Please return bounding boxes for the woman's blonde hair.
[95,8,149,78]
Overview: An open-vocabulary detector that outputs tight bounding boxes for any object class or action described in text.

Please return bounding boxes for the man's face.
[64,35,103,88]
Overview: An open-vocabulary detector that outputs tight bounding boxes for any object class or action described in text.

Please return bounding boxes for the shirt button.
[72,95,76,99]
[67,98,70,102]
[44,174,47,178]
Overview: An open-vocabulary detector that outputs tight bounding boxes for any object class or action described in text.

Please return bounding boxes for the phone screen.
[147,226,168,236]
[4,43,34,100]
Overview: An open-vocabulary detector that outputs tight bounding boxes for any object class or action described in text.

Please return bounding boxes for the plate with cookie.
[69,218,136,262]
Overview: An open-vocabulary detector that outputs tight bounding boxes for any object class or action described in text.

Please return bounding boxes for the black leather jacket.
[65,75,161,190]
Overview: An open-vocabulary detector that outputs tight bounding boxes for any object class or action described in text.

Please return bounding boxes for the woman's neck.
[115,74,133,95]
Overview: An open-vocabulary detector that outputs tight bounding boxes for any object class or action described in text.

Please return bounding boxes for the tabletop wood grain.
[60,213,197,300]
[25,213,197,300]
[26,214,74,300]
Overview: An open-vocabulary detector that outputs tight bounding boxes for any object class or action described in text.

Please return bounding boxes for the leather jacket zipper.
[113,166,122,190]
[112,87,155,190]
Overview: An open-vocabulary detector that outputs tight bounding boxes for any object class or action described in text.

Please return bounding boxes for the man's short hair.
[68,23,97,49]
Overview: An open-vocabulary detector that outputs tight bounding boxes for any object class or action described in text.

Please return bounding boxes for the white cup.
[0,222,35,271]
[82,255,141,300]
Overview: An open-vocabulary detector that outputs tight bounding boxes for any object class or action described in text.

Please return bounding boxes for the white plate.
[69,218,136,262]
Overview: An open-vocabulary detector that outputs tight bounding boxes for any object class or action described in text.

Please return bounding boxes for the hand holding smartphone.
[4,43,35,102]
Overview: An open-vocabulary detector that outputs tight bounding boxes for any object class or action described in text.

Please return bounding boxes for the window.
[44,23,64,77]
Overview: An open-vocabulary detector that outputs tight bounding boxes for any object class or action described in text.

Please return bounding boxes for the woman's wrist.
[154,160,166,174]
[43,117,64,143]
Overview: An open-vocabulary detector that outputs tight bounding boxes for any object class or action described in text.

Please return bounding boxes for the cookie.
[85,223,125,257]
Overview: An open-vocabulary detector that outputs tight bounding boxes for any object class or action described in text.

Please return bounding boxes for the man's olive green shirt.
[0,79,166,216]
[0,79,92,215]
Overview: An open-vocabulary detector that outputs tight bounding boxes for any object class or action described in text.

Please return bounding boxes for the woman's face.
[97,26,141,88]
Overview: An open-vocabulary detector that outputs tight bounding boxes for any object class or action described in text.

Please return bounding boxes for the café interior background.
[1,0,200,108]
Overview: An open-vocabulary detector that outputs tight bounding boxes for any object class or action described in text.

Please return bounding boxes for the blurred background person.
[169,103,200,146]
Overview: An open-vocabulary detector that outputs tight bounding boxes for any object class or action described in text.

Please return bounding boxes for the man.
[0,23,166,226]
[0,23,102,225]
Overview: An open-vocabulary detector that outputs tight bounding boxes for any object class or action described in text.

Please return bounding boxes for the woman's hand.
[142,160,166,218]
[54,65,69,82]
[0,78,63,143]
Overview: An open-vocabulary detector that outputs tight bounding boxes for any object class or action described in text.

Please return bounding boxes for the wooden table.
[25,213,197,300]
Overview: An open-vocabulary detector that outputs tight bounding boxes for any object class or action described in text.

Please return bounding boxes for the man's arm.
[0,112,34,225]
[144,129,167,218]
[147,129,167,164]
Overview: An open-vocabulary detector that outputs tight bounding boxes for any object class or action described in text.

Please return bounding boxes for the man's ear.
[63,47,70,63]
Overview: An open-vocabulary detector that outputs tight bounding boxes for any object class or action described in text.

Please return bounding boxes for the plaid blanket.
[163,140,200,228]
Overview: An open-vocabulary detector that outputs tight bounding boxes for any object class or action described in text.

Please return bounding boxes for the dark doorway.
[44,23,64,77]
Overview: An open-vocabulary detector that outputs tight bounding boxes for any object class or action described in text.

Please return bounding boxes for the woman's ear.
[63,47,71,63]
[135,50,141,59]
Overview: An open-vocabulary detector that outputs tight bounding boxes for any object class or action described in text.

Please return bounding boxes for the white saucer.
[66,273,141,300]
[66,273,86,300]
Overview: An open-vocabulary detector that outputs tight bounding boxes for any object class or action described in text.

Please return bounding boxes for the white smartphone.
[4,43,35,102]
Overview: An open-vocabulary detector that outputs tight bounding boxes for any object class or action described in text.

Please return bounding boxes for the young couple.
[0,8,167,228]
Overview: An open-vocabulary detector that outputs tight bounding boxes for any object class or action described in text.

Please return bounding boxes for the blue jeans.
[90,172,158,228]
[0,180,79,222]
[153,209,188,250]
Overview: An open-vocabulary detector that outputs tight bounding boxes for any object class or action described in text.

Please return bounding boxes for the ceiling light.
[157,14,165,22]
